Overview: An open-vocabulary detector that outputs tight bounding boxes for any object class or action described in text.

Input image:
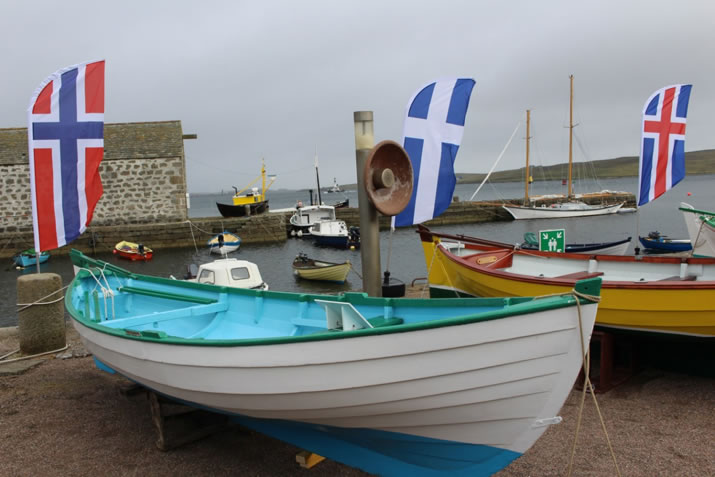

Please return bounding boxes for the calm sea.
[2,175,713,327]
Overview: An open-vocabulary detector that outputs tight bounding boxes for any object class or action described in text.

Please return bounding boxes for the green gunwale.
[66,249,602,347]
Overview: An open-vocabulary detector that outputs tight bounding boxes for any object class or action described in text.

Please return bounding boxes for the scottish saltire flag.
[393,78,475,227]
[27,60,105,251]
[638,84,692,207]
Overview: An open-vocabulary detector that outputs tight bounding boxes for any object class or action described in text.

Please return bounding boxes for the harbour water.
[2,174,713,328]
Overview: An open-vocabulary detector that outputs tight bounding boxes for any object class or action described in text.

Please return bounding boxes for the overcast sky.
[2,1,714,192]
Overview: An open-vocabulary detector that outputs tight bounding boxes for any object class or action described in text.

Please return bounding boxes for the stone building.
[0,120,190,234]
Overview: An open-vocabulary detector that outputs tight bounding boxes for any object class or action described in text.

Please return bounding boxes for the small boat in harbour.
[184,258,267,290]
[324,177,342,193]
[292,253,351,283]
[289,205,336,236]
[207,231,241,255]
[13,248,50,267]
[216,161,276,218]
[520,232,631,255]
[65,249,601,477]
[113,241,153,261]
[309,220,360,249]
[638,231,692,253]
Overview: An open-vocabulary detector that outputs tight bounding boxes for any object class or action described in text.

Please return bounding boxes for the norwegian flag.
[638,84,692,207]
[27,60,105,252]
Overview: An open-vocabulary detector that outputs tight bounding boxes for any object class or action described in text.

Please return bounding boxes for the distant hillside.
[456,149,715,184]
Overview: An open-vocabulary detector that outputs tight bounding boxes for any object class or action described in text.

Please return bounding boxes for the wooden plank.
[296,451,326,469]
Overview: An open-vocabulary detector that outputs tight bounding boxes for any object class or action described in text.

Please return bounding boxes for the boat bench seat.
[118,285,218,305]
[657,275,697,281]
[553,271,604,280]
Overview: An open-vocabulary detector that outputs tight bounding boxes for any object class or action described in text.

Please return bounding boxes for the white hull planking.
[73,302,597,454]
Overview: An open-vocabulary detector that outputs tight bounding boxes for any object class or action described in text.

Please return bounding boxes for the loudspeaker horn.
[364,140,413,216]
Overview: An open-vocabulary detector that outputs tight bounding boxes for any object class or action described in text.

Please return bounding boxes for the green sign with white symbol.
[539,229,565,252]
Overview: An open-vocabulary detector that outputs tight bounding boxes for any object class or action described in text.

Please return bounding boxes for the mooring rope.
[16,285,70,312]
[566,289,621,477]
[0,344,70,365]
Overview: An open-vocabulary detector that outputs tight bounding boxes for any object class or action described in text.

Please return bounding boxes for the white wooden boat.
[292,253,352,283]
[680,202,715,257]
[66,249,601,477]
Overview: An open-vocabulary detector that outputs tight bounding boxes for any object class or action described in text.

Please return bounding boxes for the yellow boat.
[418,226,715,338]
[292,253,351,284]
[216,161,276,218]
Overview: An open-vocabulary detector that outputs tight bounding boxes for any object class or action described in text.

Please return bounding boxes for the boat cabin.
[189,258,268,290]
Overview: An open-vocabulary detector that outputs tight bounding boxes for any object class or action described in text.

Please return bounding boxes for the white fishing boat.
[324,177,342,193]
[309,219,359,248]
[502,79,624,220]
[289,204,336,236]
[66,249,601,477]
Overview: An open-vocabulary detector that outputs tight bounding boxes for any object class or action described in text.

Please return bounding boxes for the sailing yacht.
[502,76,624,220]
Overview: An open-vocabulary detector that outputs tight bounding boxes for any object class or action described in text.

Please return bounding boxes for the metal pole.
[353,111,381,296]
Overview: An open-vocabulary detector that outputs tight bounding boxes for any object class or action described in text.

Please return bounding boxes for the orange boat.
[113,241,153,261]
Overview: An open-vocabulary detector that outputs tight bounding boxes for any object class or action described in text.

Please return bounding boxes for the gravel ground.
[1,324,713,477]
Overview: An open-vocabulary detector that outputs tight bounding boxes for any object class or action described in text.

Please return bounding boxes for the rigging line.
[470,122,521,201]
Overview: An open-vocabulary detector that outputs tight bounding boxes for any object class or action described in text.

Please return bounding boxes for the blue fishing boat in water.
[65,249,601,477]
[13,248,50,267]
[639,231,692,253]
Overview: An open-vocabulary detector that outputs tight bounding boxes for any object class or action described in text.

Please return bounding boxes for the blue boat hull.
[314,234,349,248]
[14,252,50,267]
[639,236,692,252]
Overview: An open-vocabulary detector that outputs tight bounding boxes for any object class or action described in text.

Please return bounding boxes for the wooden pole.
[568,75,574,198]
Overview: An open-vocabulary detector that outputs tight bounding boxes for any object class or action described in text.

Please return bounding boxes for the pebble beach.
[1,322,713,477]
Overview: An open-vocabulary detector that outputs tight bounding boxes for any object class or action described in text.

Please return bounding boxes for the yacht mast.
[524,109,531,205]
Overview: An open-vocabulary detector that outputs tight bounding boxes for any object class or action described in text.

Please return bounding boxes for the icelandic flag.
[638,84,692,207]
[27,60,105,252]
[393,78,475,227]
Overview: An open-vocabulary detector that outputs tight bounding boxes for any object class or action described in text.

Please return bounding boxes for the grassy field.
[456,149,715,184]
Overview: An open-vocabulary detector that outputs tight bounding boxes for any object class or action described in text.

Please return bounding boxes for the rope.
[566,289,621,477]
[0,344,69,365]
[16,285,70,312]
[0,348,20,360]
[186,221,199,254]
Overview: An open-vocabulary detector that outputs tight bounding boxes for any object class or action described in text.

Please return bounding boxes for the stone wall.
[0,121,188,235]
[0,214,288,259]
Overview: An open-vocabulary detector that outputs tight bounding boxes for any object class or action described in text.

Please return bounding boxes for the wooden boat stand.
[120,384,232,451]
[120,384,327,469]
[577,330,636,393]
